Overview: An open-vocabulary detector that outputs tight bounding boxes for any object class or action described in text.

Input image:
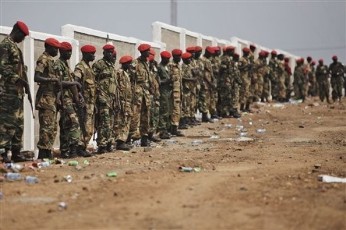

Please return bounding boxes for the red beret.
[16,21,29,36]
[172,49,182,56]
[311,61,316,65]
[45,38,60,48]
[214,46,221,51]
[186,46,196,53]
[148,55,155,62]
[233,53,239,58]
[226,46,235,51]
[271,50,277,55]
[119,55,133,64]
[59,42,72,51]
[103,44,115,51]
[195,46,202,52]
[206,46,215,54]
[318,59,323,63]
[259,51,266,57]
[242,47,250,53]
[181,52,192,60]
[332,55,337,60]
[160,51,171,59]
[81,45,96,53]
[138,43,151,52]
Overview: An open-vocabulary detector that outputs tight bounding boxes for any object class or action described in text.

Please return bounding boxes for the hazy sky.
[1,0,345,63]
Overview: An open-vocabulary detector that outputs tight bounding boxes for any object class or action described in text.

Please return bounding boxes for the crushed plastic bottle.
[38,161,50,168]
[25,176,39,184]
[5,172,22,181]
[6,163,23,172]
[179,166,201,172]
[58,202,67,210]
[239,132,247,137]
[165,139,177,144]
[256,128,266,134]
[224,124,232,128]
[191,140,203,146]
[209,135,220,139]
[106,171,117,177]
[63,175,73,183]
[133,140,141,147]
[68,161,79,166]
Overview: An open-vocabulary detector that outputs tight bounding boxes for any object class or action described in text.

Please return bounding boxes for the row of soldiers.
[0,21,345,163]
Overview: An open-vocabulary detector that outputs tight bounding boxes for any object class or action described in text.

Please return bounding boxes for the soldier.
[148,48,161,143]
[277,54,287,102]
[92,44,117,154]
[255,51,269,103]
[307,58,318,97]
[269,50,279,100]
[157,51,173,139]
[73,45,96,152]
[315,59,331,103]
[261,51,272,102]
[35,37,61,159]
[0,21,30,163]
[181,52,196,128]
[249,44,258,102]
[218,46,233,117]
[55,42,91,158]
[229,51,242,118]
[129,44,151,146]
[211,46,221,117]
[293,58,306,101]
[284,57,293,102]
[329,55,344,102]
[169,49,184,136]
[238,47,252,112]
[113,55,134,151]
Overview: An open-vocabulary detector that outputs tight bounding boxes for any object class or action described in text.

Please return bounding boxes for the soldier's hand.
[78,93,85,107]
[75,81,82,91]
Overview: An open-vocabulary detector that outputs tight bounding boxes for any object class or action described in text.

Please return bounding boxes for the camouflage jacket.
[54,58,74,105]
[116,68,133,115]
[329,62,344,78]
[74,60,96,104]
[168,62,182,94]
[315,65,330,82]
[181,62,195,90]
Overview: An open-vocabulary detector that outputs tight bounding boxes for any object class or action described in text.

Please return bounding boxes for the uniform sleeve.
[35,56,47,73]
[0,44,21,83]
[73,65,83,80]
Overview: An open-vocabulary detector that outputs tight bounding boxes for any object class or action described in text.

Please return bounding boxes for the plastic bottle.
[68,160,79,166]
[25,176,39,184]
[256,128,266,134]
[38,161,50,168]
[191,140,203,146]
[5,172,22,181]
[106,172,117,177]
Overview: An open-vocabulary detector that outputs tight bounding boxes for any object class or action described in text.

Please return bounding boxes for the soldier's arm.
[34,58,59,83]
[0,45,21,83]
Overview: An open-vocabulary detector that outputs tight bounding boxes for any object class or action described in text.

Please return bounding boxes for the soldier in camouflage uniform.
[92,44,117,154]
[329,55,344,102]
[269,50,279,101]
[293,58,306,101]
[148,49,161,142]
[193,46,204,123]
[211,47,221,117]
[284,57,293,102]
[157,51,173,139]
[0,21,30,163]
[277,54,287,102]
[199,46,215,122]
[181,52,196,128]
[249,45,258,103]
[261,51,272,102]
[113,56,134,151]
[307,58,318,97]
[55,42,91,158]
[129,44,151,146]
[255,51,269,103]
[169,49,184,136]
[229,52,242,118]
[238,47,252,112]
[315,59,331,103]
[34,38,60,159]
[73,45,96,152]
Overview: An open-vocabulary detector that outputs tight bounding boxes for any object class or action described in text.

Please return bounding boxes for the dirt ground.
[1,97,345,230]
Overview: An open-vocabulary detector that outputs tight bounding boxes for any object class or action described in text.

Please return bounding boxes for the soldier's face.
[60,50,72,60]
[141,50,150,59]
[104,50,113,62]
[173,56,181,63]
[47,46,59,57]
[13,31,26,43]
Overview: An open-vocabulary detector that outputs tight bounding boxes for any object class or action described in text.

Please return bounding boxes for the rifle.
[19,56,35,119]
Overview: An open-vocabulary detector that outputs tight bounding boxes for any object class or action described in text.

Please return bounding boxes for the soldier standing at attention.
[157,51,173,139]
[55,42,91,158]
[238,47,252,112]
[73,45,96,152]
[35,37,60,159]
[113,56,134,151]
[130,44,151,146]
[92,44,117,154]
[293,58,306,102]
[329,55,344,102]
[0,21,30,163]
[315,59,331,103]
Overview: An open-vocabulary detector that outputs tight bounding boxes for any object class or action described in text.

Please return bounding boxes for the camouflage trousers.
[130,88,150,137]
[318,81,330,102]
[59,103,82,153]
[231,83,240,109]
[331,76,344,100]
[255,78,264,101]
[171,86,181,126]
[0,94,24,150]
[278,75,287,100]
[114,111,131,143]
[96,105,112,148]
[190,92,197,118]
[218,85,232,116]
[158,89,172,131]
[181,87,191,118]
[239,75,251,104]
[82,102,95,146]
[37,108,57,150]
[149,96,160,134]
[262,80,271,101]
[198,86,211,114]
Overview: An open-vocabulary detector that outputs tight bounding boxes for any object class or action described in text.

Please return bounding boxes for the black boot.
[159,130,171,139]
[202,113,210,122]
[231,108,241,118]
[106,142,114,152]
[116,140,132,151]
[1,148,11,163]
[245,103,252,113]
[97,145,107,154]
[11,147,27,163]
[37,148,47,160]
[148,132,161,143]
[179,117,189,129]
[171,125,184,137]
[141,135,150,147]
[69,145,79,158]
[77,145,92,157]
[240,103,245,112]
[60,150,70,159]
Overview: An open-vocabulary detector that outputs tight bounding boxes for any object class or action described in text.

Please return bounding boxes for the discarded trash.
[289,99,303,104]
[230,137,254,142]
[249,121,253,125]
[318,175,346,183]
[58,202,67,210]
[63,175,73,183]
[5,172,22,181]
[256,128,266,134]
[239,132,247,137]
[272,103,285,108]
[211,118,219,123]
[224,124,232,128]
[38,161,50,168]
[6,163,23,172]
[165,139,177,144]
[191,140,203,146]
[236,125,244,131]
[106,172,117,177]
[179,166,201,172]
[210,135,220,139]
[68,161,79,166]
[83,160,90,165]
[25,176,39,184]
[132,140,141,147]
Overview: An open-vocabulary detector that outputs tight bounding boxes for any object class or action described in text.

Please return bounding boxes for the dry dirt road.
[1,97,345,230]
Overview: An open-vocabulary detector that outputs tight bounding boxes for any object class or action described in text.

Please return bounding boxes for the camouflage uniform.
[181,62,195,119]
[74,60,96,146]
[218,54,232,116]
[248,52,258,102]
[315,64,330,103]
[114,68,133,143]
[329,61,344,101]
[229,59,242,113]
[0,37,26,152]
[92,58,117,150]
[199,56,214,116]
[293,63,306,101]
[129,58,151,138]
[189,59,199,119]
[269,58,279,100]
[35,52,59,151]
[255,57,268,102]
[169,61,182,126]
[148,60,160,136]
[284,63,293,101]
[308,65,317,97]
[54,58,82,155]
[211,55,220,116]
[277,61,287,101]
[238,55,251,110]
